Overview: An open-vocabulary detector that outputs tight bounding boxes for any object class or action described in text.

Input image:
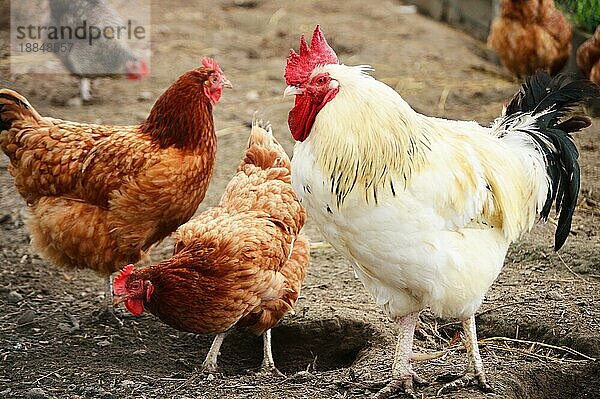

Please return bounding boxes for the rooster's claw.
[436,372,493,396]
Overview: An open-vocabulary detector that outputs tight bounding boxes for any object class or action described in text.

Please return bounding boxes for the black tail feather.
[504,71,599,250]
[0,91,31,132]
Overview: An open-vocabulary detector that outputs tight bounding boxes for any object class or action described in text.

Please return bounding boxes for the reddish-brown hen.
[488,0,572,77]
[577,26,600,84]
[0,58,230,319]
[113,117,309,375]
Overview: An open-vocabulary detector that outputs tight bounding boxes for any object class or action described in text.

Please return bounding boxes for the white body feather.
[291,64,550,319]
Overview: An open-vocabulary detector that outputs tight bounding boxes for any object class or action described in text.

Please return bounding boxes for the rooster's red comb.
[113,264,135,296]
[201,57,223,74]
[285,25,339,86]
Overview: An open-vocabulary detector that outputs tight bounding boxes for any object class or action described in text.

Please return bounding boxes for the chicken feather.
[284,26,598,397]
[487,0,572,77]
[113,117,309,373]
[0,61,229,304]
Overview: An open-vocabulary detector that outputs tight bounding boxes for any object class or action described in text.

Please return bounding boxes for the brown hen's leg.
[259,329,285,377]
[437,315,492,395]
[374,311,426,399]
[97,276,123,327]
[200,332,229,374]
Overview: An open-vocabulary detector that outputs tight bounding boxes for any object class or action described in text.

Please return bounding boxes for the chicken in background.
[284,26,598,398]
[487,0,572,77]
[113,117,309,375]
[577,26,600,85]
[0,57,230,322]
[47,0,149,102]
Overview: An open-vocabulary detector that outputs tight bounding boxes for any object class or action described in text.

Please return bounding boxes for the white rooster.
[284,25,598,398]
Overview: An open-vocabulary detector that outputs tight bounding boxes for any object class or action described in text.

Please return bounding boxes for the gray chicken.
[47,0,148,101]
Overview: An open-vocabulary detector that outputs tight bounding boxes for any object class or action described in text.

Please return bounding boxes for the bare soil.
[1,1,599,398]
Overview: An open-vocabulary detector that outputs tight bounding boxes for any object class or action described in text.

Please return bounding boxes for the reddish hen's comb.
[113,264,135,296]
[285,25,339,86]
[201,57,223,74]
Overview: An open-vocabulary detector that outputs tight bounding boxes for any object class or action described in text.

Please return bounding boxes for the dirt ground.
[1,0,600,398]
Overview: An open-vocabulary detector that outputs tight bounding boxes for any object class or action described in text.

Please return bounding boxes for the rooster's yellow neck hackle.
[307,64,434,206]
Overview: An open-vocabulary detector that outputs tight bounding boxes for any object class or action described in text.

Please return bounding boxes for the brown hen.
[577,26,600,84]
[488,0,572,77]
[0,58,230,320]
[113,117,309,375]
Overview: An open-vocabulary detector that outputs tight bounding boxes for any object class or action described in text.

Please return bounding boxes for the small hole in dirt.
[512,362,600,399]
[216,317,377,374]
[469,316,600,399]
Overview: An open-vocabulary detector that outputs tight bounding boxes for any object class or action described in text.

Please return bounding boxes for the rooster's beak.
[284,85,303,98]
[112,295,127,307]
[222,79,232,89]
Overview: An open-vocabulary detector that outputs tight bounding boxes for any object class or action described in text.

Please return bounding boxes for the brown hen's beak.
[222,78,232,89]
[112,295,127,307]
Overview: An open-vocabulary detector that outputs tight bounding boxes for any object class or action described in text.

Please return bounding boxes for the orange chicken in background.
[488,0,572,77]
[577,26,600,85]
[0,58,230,322]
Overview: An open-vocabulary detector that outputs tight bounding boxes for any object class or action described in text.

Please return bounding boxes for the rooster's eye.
[316,77,326,85]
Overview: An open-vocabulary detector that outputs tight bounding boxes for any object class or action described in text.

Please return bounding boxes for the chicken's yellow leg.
[200,332,229,374]
[259,329,285,377]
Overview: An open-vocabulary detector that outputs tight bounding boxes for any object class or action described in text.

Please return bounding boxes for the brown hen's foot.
[94,305,124,327]
[198,332,228,376]
[258,329,285,377]
[198,361,220,376]
[436,372,492,395]
[257,365,285,378]
[96,276,123,327]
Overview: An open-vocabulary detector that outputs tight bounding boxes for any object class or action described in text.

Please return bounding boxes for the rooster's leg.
[80,78,92,102]
[200,332,229,374]
[374,311,425,399]
[259,329,284,377]
[437,315,492,395]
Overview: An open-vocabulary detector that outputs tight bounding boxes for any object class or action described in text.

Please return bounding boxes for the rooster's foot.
[436,372,492,395]
[372,372,427,399]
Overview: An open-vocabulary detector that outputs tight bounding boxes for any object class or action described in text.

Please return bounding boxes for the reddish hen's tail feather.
[239,113,291,171]
[0,89,43,133]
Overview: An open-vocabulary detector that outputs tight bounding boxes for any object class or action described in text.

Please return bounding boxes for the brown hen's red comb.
[201,57,223,74]
[285,25,339,86]
[113,264,135,295]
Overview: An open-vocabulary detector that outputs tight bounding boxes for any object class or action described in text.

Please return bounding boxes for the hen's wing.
[238,233,310,335]
[577,31,600,79]
[0,89,161,206]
